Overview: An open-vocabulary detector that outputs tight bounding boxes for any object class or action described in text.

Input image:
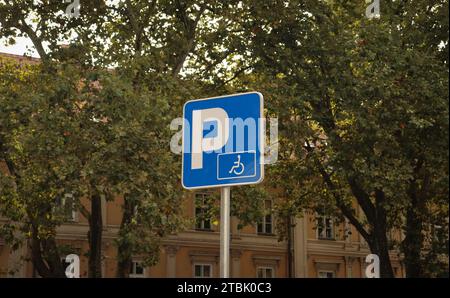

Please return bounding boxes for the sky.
[0,0,117,58]
[0,37,39,58]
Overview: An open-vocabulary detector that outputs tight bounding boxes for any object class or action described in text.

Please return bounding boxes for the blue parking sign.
[182,92,264,189]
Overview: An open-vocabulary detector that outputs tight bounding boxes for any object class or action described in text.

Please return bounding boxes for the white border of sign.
[181,91,265,190]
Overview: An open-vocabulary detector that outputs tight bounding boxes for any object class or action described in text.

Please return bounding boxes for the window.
[257,200,273,235]
[194,264,212,278]
[55,193,77,222]
[318,271,335,278]
[257,266,274,278]
[130,261,145,278]
[316,215,334,240]
[432,224,445,243]
[195,193,212,230]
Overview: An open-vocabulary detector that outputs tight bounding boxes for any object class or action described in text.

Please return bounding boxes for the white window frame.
[66,194,77,222]
[55,193,77,222]
[432,224,444,243]
[257,200,273,235]
[193,263,213,278]
[316,214,334,240]
[318,270,335,278]
[256,266,275,278]
[129,260,146,278]
[194,193,212,230]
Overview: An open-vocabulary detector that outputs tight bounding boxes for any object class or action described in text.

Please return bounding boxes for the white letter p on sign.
[191,108,229,170]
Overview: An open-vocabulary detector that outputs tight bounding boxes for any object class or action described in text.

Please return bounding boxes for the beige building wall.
[0,189,406,278]
[0,156,404,278]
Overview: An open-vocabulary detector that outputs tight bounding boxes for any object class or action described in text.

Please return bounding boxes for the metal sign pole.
[220,186,231,278]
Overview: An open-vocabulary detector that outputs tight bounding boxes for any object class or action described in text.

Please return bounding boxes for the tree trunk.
[402,196,424,277]
[117,255,132,278]
[287,216,294,278]
[88,194,103,278]
[369,195,395,278]
[116,195,134,278]
[311,137,397,278]
[31,237,50,278]
[369,230,395,278]
[43,238,66,278]
[30,225,65,278]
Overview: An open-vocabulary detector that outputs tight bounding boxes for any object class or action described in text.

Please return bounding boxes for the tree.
[0,57,82,277]
[0,0,252,278]
[0,53,188,277]
[1,0,447,279]
[235,0,448,277]
[0,0,111,277]
[78,0,265,277]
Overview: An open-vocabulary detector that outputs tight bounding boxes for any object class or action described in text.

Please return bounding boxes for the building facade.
[0,189,405,278]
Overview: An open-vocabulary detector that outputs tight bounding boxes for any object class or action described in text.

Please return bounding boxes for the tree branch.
[0,139,20,179]
[17,16,48,62]
[172,2,207,77]
[217,65,252,88]
[304,141,371,241]
[79,204,91,222]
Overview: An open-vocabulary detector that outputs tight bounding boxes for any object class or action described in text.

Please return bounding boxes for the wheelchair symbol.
[229,154,245,175]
